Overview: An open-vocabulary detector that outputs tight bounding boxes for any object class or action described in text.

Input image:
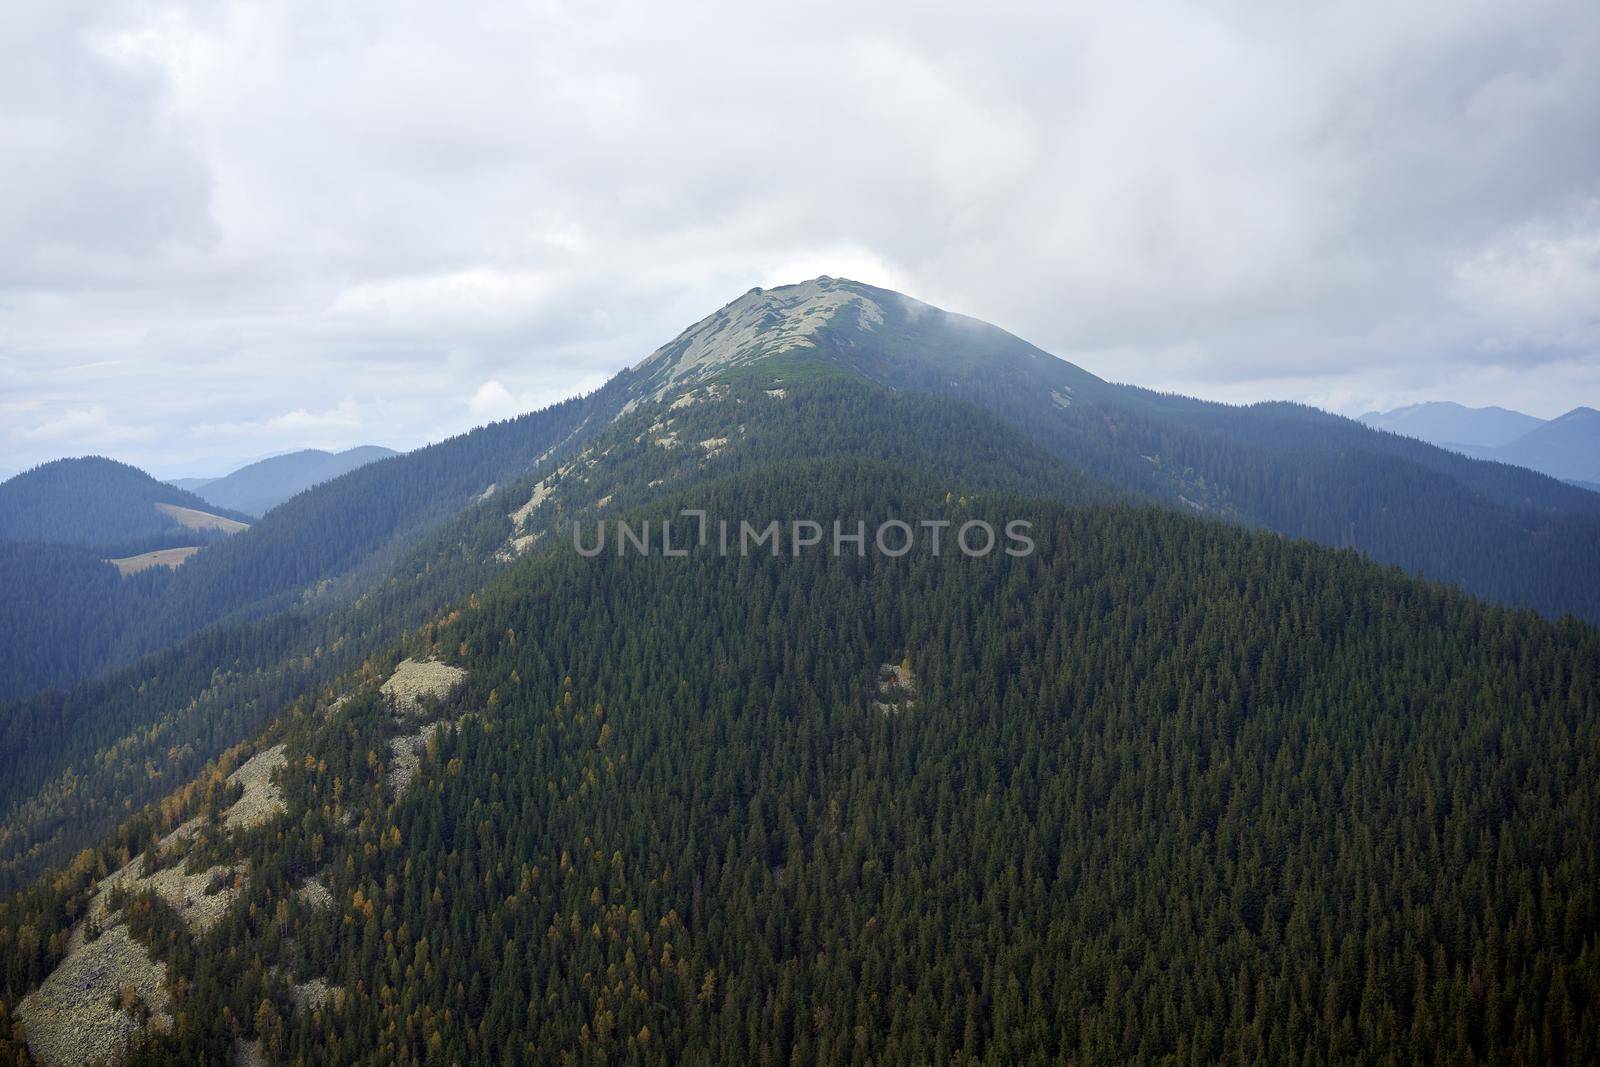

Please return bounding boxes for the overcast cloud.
[3,0,1598,476]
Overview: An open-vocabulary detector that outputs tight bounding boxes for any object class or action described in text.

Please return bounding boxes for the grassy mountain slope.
[4,458,1596,1064]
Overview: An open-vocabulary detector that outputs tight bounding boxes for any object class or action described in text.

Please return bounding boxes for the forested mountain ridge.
[2,294,1599,1061]
[3,458,1596,1064]
[0,459,262,699]
[0,378,1106,893]
[0,279,1112,706]
[0,457,251,550]
[615,278,1600,623]
[0,398,596,702]
[7,278,1600,711]
[4,275,1600,882]
[6,277,1600,884]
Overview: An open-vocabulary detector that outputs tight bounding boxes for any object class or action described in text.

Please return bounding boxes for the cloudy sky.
[4,0,1598,477]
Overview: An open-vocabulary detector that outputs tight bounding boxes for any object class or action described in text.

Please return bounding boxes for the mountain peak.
[618,276,1114,420]
[1553,405,1599,422]
[623,277,890,403]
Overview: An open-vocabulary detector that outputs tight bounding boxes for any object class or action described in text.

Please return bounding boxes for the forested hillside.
[4,279,1600,1066]
[0,397,593,702]
[0,544,175,700]
[756,278,1600,622]
[0,378,1102,892]
[0,458,250,549]
[7,273,1600,895]
[3,460,1595,1065]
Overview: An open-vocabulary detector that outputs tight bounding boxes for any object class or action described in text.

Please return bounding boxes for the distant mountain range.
[1356,401,1544,448]
[1359,401,1600,484]
[169,445,399,516]
[1470,406,1600,485]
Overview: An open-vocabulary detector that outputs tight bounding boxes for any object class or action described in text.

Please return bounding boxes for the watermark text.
[571,511,1034,558]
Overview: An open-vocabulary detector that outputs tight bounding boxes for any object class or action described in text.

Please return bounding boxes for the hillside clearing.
[17,925,173,1067]
[871,660,918,715]
[73,852,242,951]
[291,978,331,1014]
[105,546,200,575]
[380,659,466,716]
[155,501,249,534]
[295,875,334,910]
[222,744,289,830]
[389,720,446,799]
[18,745,290,1062]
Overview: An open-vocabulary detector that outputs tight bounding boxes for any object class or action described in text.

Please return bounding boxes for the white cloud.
[11,405,108,442]
[467,380,519,421]
[192,399,368,441]
[8,404,153,446]
[468,375,609,423]
[328,269,558,334]
[1452,199,1600,348]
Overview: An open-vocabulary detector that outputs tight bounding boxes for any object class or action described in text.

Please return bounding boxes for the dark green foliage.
[8,459,1592,1065]
[3,287,1600,1065]
[781,278,1600,623]
[7,281,1600,713]
[0,457,250,548]
[0,379,1102,893]
[0,396,594,704]
[0,543,173,699]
